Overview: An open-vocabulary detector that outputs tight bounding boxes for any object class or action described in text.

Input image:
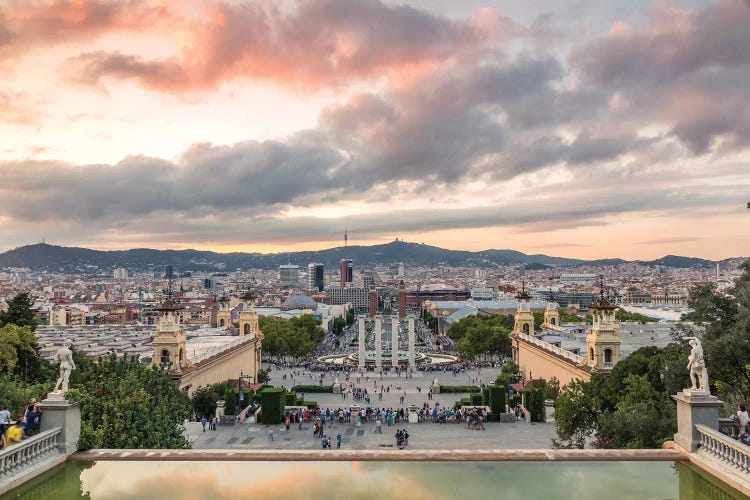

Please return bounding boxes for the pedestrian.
[375,418,382,433]
[5,418,24,447]
[201,415,207,432]
[336,433,342,449]
[211,415,217,431]
[321,435,328,449]
[285,417,291,432]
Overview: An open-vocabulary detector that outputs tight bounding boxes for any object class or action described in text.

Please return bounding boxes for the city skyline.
[1,0,749,260]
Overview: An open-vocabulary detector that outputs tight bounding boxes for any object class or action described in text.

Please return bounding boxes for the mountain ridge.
[0,241,719,272]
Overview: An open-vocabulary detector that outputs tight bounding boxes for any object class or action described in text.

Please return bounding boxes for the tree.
[257,368,270,384]
[66,354,192,450]
[333,317,347,335]
[553,380,598,449]
[679,261,750,403]
[0,323,52,382]
[0,292,37,329]
[446,315,512,361]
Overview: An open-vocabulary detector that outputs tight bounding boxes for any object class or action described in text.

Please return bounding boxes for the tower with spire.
[216,294,232,328]
[151,297,191,372]
[513,283,535,336]
[585,276,621,370]
[238,290,259,337]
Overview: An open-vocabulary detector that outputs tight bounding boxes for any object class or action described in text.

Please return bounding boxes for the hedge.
[523,388,545,423]
[260,388,285,425]
[292,385,333,393]
[470,393,483,405]
[439,385,481,393]
[295,397,305,406]
[487,385,507,421]
[285,392,296,406]
[303,401,319,409]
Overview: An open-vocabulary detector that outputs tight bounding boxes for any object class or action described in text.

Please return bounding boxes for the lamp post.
[238,371,255,411]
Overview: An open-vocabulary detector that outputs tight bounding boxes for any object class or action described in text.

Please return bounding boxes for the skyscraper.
[279,264,300,286]
[340,258,353,287]
[164,265,174,280]
[307,263,325,292]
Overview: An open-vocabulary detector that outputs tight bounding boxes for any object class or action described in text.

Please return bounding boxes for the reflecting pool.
[3,461,745,500]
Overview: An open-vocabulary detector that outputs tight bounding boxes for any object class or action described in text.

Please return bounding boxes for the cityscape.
[1,0,750,499]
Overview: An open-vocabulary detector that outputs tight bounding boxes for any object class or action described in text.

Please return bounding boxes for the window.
[522,323,529,334]
[160,350,170,368]
[604,349,612,363]
[219,318,225,327]
[244,323,251,335]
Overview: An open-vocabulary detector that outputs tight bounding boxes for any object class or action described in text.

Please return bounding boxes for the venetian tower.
[513,285,535,336]
[543,295,560,328]
[238,290,259,337]
[585,288,621,371]
[216,294,232,328]
[152,298,191,371]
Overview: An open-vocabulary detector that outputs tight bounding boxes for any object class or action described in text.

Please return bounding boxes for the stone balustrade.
[696,423,750,474]
[1,428,62,482]
[515,332,585,365]
[718,418,741,439]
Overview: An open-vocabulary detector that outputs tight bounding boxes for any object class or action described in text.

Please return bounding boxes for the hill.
[0,241,715,273]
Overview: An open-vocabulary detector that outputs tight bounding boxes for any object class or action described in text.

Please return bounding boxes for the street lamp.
[238,371,255,410]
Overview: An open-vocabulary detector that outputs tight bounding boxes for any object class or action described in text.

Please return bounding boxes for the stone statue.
[53,339,76,393]
[685,337,709,394]
[431,377,440,394]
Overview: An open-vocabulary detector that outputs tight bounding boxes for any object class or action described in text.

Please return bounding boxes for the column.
[375,315,382,369]
[408,315,415,367]
[391,315,399,368]
[358,316,366,368]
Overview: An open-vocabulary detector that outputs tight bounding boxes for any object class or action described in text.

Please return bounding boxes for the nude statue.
[54,339,76,393]
[685,337,709,394]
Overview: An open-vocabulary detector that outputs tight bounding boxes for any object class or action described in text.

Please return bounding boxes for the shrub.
[470,393,483,405]
[523,388,545,422]
[487,385,507,421]
[303,401,319,409]
[292,385,333,393]
[260,388,285,424]
[439,385,481,393]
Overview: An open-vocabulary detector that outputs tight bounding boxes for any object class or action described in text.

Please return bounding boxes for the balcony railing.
[602,362,614,369]
[695,424,750,474]
[0,428,62,481]
[718,418,741,440]
[515,333,585,365]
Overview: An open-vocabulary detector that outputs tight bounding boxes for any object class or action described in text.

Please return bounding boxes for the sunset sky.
[1,0,748,260]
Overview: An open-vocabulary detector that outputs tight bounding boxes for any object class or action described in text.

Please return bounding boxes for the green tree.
[553,380,598,449]
[0,292,37,329]
[67,354,192,450]
[333,317,347,335]
[0,323,52,382]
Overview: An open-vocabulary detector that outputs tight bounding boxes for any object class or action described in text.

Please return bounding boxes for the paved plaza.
[188,365,557,450]
[186,419,557,451]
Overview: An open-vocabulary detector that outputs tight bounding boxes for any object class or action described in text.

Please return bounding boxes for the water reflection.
[4,461,745,500]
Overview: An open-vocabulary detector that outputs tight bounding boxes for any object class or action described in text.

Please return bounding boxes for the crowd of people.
[0,398,43,450]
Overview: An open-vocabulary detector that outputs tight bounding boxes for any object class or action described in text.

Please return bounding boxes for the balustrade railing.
[0,428,62,481]
[718,418,741,439]
[515,333,586,365]
[695,424,750,474]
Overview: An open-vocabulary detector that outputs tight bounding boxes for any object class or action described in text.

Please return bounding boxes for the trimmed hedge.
[487,385,507,421]
[303,401,319,409]
[292,385,333,393]
[470,393,483,405]
[523,388,545,423]
[295,397,305,406]
[260,388,285,425]
[285,392,296,406]
[439,385,481,393]
[460,397,473,407]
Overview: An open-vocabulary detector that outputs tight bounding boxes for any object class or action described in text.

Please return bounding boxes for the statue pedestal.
[40,396,81,455]
[430,385,440,394]
[672,390,721,452]
[332,384,342,394]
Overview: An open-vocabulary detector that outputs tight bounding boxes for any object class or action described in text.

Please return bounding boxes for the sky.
[0,0,749,260]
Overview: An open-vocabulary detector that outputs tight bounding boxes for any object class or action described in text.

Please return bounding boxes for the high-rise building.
[164,265,174,280]
[397,262,405,278]
[307,263,325,292]
[362,271,375,289]
[279,264,300,286]
[339,258,353,288]
[113,267,128,279]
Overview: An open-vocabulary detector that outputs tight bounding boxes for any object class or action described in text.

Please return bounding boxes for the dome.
[282,294,317,308]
